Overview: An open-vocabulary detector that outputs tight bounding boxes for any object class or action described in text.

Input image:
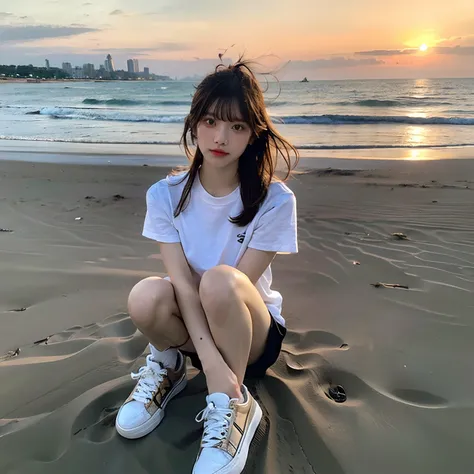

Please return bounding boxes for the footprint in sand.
[281,330,349,373]
[391,388,448,408]
[3,313,144,367]
[278,329,352,407]
[74,406,120,443]
[48,313,136,343]
[284,329,348,353]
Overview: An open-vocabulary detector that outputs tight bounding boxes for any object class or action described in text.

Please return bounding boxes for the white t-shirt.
[142,171,298,326]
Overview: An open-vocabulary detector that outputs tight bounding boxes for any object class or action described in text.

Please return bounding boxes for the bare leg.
[199,265,272,392]
[127,277,196,353]
[128,269,272,399]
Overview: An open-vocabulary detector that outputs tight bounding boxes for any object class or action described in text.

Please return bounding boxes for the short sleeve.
[142,182,181,243]
[248,192,298,254]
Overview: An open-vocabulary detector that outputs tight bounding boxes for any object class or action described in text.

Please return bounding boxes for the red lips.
[209,149,229,157]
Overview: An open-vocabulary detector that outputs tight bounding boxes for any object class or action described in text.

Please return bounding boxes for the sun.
[419,44,428,52]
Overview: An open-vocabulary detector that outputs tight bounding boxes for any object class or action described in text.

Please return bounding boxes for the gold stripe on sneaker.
[218,395,257,457]
[228,421,242,454]
[233,422,244,435]
[227,440,237,457]
[151,374,172,409]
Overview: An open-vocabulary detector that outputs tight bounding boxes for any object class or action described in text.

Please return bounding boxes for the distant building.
[73,67,84,79]
[83,63,95,79]
[127,59,139,74]
[45,59,50,69]
[144,67,150,79]
[105,54,115,73]
[62,62,73,76]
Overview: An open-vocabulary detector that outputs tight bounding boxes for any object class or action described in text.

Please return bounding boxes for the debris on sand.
[371,282,409,290]
[0,348,21,362]
[327,385,347,403]
[34,337,50,345]
[391,232,409,240]
[316,168,358,177]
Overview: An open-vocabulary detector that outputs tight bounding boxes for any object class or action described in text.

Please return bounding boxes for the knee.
[128,277,174,329]
[199,265,243,322]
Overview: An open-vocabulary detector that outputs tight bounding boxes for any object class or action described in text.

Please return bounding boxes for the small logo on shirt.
[237,232,246,244]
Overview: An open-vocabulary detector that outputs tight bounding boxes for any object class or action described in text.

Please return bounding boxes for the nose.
[214,123,229,146]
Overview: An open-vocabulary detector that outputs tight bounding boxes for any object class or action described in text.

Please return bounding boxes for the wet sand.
[0,156,473,473]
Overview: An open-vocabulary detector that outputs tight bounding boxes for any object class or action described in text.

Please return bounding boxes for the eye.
[204,118,215,126]
[232,124,245,131]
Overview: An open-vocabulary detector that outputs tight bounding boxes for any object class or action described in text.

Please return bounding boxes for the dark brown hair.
[172,58,299,227]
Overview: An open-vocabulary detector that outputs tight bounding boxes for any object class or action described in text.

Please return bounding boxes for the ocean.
[1,78,474,159]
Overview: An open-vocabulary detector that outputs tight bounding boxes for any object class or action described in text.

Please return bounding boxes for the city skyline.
[0,0,473,79]
[55,54,154,79]
[0,51,171,80]
[5,51,153,76]
[39,53,144,77]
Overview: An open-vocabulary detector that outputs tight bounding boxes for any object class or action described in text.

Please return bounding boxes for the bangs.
[206,96,249,123]
[191,73,251,124]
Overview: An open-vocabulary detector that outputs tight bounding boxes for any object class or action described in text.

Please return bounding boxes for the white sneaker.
[115,351,187,439]
[192,385,263,474]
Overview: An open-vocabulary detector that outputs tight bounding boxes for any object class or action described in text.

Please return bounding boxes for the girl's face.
[195,102,253,170]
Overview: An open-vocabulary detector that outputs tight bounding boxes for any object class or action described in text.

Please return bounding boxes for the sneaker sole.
[115,369,187,439]
[194,400,263,474]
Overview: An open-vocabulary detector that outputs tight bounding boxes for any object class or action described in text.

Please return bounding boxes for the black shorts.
[181,315,287,379]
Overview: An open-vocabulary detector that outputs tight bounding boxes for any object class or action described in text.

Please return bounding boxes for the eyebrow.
[204,112,245,122]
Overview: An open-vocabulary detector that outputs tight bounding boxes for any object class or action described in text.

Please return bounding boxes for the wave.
[277,114,474,125]
[0,105,32,109]
[0,135,180,145]
[35,107,186,123]
[297,143,474,150]
[2,135,474,150]
[82,98,191,106]
[82,98,141,106]
[397,94,451,100]
[448,109,474,114]
[334,99,453,107]
[25,107,474,126]
[267,101,289,107]
[81,98,287,107]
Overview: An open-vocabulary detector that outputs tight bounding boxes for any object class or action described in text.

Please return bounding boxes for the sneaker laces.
[130,354,168,404]
[195,402,233,448]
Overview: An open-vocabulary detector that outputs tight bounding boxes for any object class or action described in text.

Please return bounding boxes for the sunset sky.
[1,0,473,80]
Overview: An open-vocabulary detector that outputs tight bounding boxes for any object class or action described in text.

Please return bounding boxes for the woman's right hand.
[203,355,242,400]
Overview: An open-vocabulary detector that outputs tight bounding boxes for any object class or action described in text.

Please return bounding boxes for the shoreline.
[1,140,474,170]
[0,78,170,84]
[2,151,474,189]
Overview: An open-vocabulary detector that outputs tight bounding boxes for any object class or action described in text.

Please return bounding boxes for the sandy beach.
[0,151,473,473]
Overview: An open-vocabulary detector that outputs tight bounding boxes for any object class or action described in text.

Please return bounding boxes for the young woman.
[115,59,299,474]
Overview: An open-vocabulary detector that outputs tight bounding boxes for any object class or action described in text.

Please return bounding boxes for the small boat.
[301,77,309,83]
